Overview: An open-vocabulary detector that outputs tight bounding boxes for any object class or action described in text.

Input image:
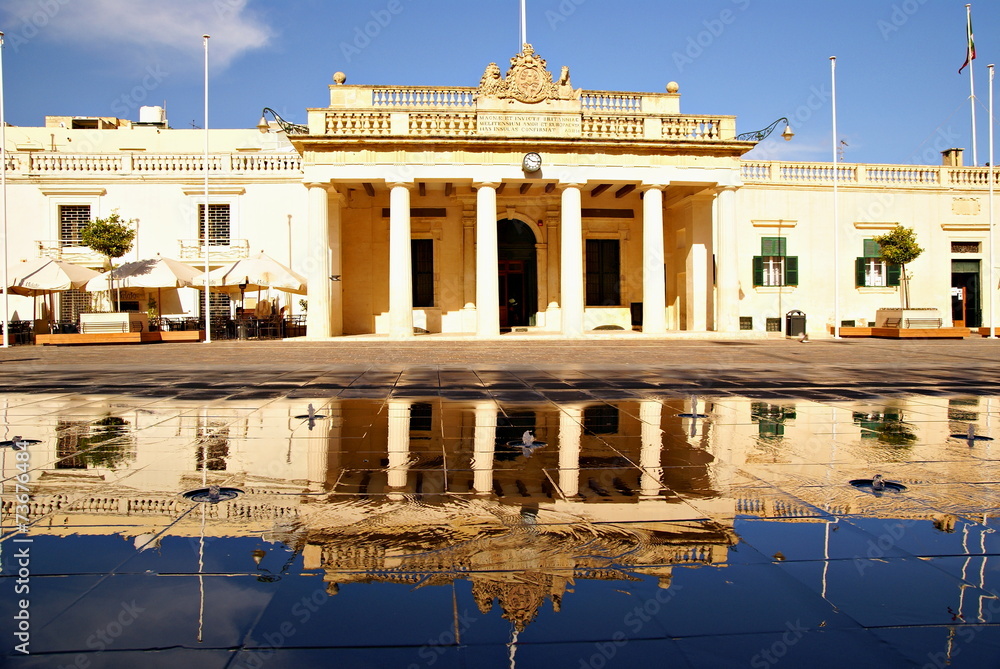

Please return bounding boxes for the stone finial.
[666,81,679,94]
[333,72,347,85]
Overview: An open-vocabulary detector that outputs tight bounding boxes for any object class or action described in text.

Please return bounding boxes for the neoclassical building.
[3,45,997,337]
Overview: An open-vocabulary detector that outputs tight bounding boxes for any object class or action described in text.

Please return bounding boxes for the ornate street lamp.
[737,117,795,143]
[256,108,308,135]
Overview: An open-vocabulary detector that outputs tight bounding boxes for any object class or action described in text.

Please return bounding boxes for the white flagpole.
[989,63,996,338]
[831,56,840,339]
[0,31,8,349]
[968,4,978,166]
[520,0,527,48]
[202,34,212,344]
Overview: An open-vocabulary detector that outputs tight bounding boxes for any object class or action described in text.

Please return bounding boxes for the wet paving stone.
[3,339,1000,665]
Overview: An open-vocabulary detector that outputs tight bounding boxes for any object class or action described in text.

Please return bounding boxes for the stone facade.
[2,45,997,336]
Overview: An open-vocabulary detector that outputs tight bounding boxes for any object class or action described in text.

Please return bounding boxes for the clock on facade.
[522,152,542,173]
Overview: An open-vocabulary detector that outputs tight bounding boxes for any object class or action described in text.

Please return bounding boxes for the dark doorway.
[952,260,981,328]
[497,219,537,329]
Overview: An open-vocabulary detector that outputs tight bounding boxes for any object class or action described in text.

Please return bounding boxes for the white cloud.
[3,0,272,69]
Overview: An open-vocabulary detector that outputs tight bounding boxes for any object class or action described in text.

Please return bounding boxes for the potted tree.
[81,210,137,312]
[872,226,933,329]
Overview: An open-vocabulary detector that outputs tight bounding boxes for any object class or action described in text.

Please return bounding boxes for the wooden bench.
[79,321,129,334]
[870,327,969,339]
[904,317,942,328]
[35,331,204,345]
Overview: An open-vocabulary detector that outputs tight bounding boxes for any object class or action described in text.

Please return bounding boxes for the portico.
[294,45,751,337]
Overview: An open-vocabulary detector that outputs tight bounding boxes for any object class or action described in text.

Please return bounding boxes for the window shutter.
[863,239,881,257]
[887,263,901,287]
[752,256,764,286]
[761,237,786,256]
[855,257,866,286]
[784,256,799,286]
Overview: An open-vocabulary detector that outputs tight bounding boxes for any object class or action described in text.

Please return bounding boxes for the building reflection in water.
[1,394,997,641]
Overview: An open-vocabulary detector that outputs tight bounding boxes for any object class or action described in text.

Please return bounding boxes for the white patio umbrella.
[84,255,202,291]
[197,252,308,295]
[3,258,102,328]
[5,257,100,296]
[84,255,203,314]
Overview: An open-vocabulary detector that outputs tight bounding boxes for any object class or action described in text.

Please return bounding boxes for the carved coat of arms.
[476,44,580,103]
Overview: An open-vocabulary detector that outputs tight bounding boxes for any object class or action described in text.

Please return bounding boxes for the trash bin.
[785,310,806,337]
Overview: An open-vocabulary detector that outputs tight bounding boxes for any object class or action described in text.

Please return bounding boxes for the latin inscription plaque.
[477,113,581,137]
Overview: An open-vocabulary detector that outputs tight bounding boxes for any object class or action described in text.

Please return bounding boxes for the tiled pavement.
[0,337,998,397]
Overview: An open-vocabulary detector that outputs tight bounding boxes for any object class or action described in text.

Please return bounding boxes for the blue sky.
[1,0,998,166]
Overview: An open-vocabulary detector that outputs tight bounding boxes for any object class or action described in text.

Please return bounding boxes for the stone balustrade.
[742,160,1000,189]
[317,83,725,142]
[2,152,303,177]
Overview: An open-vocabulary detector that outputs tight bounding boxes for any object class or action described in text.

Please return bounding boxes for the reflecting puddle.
[2,394,1000,667]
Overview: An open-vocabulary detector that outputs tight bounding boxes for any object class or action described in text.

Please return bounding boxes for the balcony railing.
[36,240,104,264]
[178,239,250,261]
[6,152,302,177]
[741,160,1000,189]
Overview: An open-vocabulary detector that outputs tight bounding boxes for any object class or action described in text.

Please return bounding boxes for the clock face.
[523,152,542,172]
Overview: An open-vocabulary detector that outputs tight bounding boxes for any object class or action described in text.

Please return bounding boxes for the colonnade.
[389,399,668,500]
[304,180,740,338]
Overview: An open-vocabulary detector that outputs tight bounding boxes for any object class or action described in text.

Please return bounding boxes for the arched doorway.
[497,219,538,329]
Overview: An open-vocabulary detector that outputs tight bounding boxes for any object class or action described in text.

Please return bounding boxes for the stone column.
[535,242,548,326]
[473,403,496,495]
[475,183,500,337]
[642,185,667,334]
[306,182,331,338]
[560,184,585,337]
[558,405,583,499]
[639,400,664,499]
[329,189,345,336]
[686,243,708,331]
[546,204,561,329]
[715,186,740,332]
[388,183,413,338]
[387,400,411,493]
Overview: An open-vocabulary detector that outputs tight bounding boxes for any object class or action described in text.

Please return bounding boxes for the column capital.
[557,182,586,192]
[639,183,669,193]
[715,184,739,193]
[472,181,501,191]
[304,181,332,191]
[386,181,415,191]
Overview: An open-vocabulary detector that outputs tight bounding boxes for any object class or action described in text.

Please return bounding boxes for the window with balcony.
[198,203,231,246]
[59,205,91,244]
